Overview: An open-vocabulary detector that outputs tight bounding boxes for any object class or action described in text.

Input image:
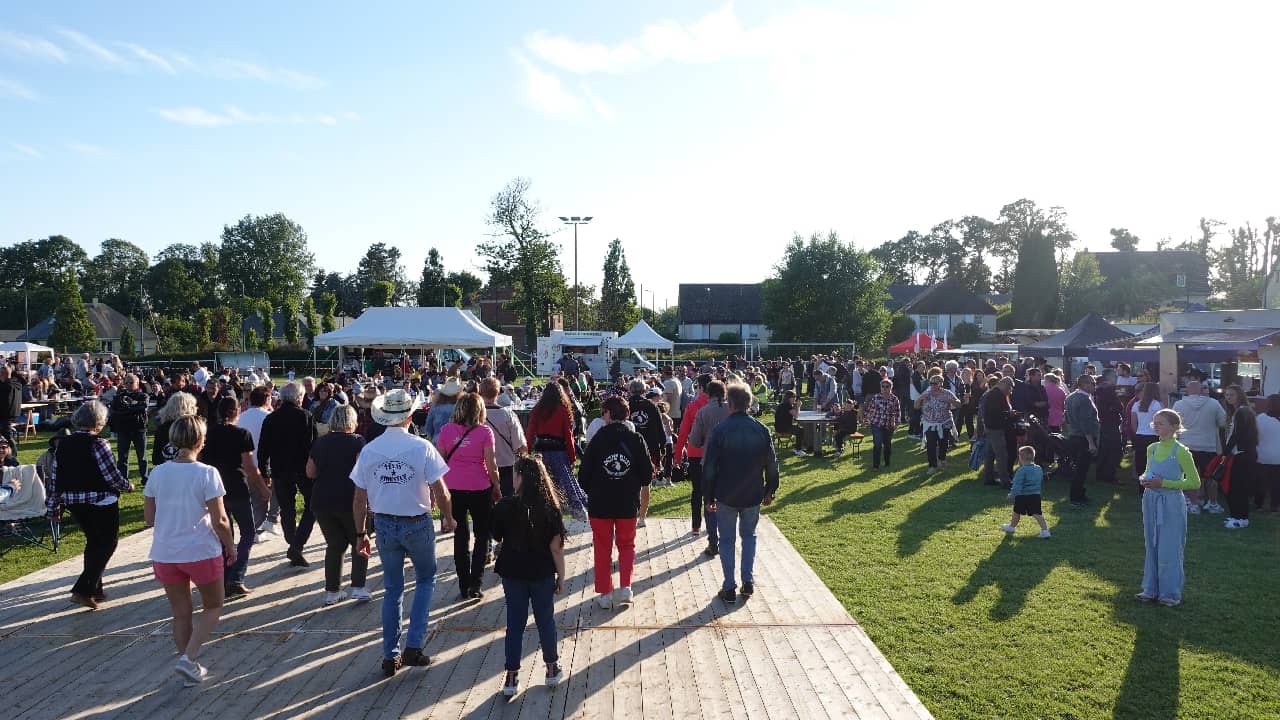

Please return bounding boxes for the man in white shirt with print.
[352,389,456,677]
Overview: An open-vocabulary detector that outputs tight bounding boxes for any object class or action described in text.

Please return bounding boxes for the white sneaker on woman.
[595,593,613,610]
[323,590,348,606]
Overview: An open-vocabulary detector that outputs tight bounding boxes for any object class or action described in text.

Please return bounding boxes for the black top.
[53,432,109,493]
[626,395,666,455]
[0,378,21,420]
[109,389,149,434]
[258,402,317,475]
[152,420,178,467]
[775,399,796,434]
[577,422,653,519]
[200,424,254,498]
[309,432,366,513]
[490,496,565,581]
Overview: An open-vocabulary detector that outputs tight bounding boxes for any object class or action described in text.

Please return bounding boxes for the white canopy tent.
[0,341,54,370]
[610,320,674,350]
[313,307,512,367]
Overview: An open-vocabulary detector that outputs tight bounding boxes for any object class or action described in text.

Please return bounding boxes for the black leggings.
[1228,451,1256,520]
[314,509,369,593]
[1257,463,1280,511]
[451,489,493,592]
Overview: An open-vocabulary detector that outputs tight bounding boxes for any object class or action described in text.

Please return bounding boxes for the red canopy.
[887,331,949,354]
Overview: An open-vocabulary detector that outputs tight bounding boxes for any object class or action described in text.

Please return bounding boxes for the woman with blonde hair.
[436,392,499,600]
[1136,408,1201,607]
[153,390,198,470]
[307,403,370,605]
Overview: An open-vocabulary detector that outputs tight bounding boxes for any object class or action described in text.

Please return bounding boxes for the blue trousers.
[223,495,254,584]
[374,513,437,660]
[1141,488,1187,602]
[716,503,760,591]
[115,429,147,480]
[502,575,559,671]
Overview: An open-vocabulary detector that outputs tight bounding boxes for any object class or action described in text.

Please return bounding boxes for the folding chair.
[0,465,60,555]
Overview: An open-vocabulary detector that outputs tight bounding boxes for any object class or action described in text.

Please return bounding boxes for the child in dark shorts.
[1003,446,1051,538]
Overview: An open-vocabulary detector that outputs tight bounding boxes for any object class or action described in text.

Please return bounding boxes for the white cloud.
[207,59,324,90]
[582,86,614,122]
[67,141,111,157]
[0,76,37,100]
[10,142,41,158]
[55,28,126,66]
[122,42,175,74]
[155,105,351,128]
[0,30,66,63]
[515,52,583,118]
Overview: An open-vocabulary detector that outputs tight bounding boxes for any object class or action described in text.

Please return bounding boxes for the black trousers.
[925,428,948,468]
[66,502,119,597]
[314,508,369,593]
[116,429,148,481]
[1068,436,1093,502]
[451,489,493,592]
[498,465,514,498]
[1256,463,1280,511]
[1096,429,1123,484]
[686,458,717,542]
[1228,451,1256,520]
[273,471,314,552]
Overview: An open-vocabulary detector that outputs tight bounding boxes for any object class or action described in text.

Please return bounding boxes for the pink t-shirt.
[1045,382,1067,427]
[436,422,495,492]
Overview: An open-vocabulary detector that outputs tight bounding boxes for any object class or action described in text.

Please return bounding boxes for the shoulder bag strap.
[444,425,479,463]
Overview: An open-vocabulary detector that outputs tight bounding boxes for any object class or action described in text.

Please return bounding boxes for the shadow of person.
[1110,603,1181,719]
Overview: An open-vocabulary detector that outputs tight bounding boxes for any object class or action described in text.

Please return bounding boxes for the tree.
[447,270,483,307]
[152,316,196,353]
[0,235,90,329]
[652,305,678,340]
[1059,251,1106,325]
[258,301,276,350]
[598,238,640,333]
[1109,228,1140,252]
[245,327,259,352]
[870,231,930,285]
[569,284,601,329]
[146,247,206,319]
[887,314,916,344]
[302,297,319,345]
[356,242,410,305]
[312,270,363,317]
[210,306,241,348]
[218,213,314,308]
[951,321,981,345]
[82,238,149,312]
[761,231,891,350]
[366,280,395,308]
[119,325,135,357]
[318,292,337,333]
[416,248,460,307]
[479,178,568,348]
[195,309,213,350]
[282,297,301,346]
[1211,223,1265,308]
[999,200,1076,328]
[48,269,97,352]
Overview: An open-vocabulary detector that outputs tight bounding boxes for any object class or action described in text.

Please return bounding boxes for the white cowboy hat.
[439,377,463,396]
[371,388,421,426]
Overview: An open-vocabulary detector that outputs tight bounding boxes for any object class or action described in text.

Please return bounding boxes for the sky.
[2,1,1279,313]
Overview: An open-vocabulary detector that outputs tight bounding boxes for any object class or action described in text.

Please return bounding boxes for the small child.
[655,401,675,487]
[833,399,861,457]
[1003,446,1051,538]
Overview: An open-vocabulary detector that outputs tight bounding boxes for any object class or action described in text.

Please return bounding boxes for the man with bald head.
[1172,381,1228,514]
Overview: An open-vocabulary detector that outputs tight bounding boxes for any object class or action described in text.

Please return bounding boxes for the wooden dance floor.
[0,517,932,719]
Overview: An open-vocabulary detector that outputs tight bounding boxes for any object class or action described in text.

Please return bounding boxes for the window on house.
[1176,273,1187,288]
[919,315,938,331]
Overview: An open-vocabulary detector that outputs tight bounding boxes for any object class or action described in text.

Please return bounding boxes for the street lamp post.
[558,216,593,330]
[642,288,655,322]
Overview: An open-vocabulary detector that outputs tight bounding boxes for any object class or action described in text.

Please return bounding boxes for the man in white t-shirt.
[352,389,456,677]
[192,363,210,389]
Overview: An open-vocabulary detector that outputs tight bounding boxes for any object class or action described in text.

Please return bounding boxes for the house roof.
[20,301,144,343]
[1091,250,1210,294]
[886,284,928,310]
[900,280,998,316]
[678,284,764,324]
[1018,312,1132,357]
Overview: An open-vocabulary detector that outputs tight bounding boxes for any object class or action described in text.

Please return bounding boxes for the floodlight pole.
[559,216,593,330]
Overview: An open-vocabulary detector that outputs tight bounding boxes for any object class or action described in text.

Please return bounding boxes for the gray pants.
[253,484,281,527]
[986,431,1011,485]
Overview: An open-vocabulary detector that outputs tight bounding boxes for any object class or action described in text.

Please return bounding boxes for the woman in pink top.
[435,392,499,601]
[1044,373,1067,431]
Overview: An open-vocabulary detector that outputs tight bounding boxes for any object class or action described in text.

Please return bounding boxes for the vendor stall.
[1148,310,1280,398]
[313,307,512,367]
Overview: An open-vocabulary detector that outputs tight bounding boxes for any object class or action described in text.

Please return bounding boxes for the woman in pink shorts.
[143,415,237,686]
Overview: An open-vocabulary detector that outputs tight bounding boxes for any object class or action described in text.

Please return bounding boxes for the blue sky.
[3,1,1278,311]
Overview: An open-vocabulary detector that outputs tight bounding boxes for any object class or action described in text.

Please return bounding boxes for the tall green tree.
[479,178,568,348]
[999,200,1076,327]
[761,231,891,350]
[119,325,135,357]
[48,269,97,352]
[318,292,337,333]
[598,238,639,332]
[356,242,410,305]
[301,297,319,345]
[195,309,213,350]
[367,280,395,308]
[1109,228,1140,252]
[0,236,90,329]
[416,248,460,307]
[1059,251,1105,324]
[281,297,301,346]
[82,238,149,312]
[447,270,483,307]
[258,301,276,349]
[218,213,314,308]
[312,270,363,317]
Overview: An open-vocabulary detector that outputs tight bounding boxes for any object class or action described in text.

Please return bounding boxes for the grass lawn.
[646,428,1280,720]
[6,421,1278,718]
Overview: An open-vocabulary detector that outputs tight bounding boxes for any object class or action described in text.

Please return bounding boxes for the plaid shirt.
[46,431,133,515]
[865,393,901,431]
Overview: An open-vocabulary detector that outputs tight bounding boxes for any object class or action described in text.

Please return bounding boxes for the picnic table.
[794,410,835,456]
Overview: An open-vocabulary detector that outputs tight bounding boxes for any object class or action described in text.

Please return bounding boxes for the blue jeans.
[224,495,254,584]
[501,576,559,671]
[716,503,760,591]
[870,426,892,466]
[374,513,438,660]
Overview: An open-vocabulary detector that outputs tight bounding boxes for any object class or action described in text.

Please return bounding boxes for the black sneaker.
[719,587,736,604]
[224,582,251,599]
[740,582,754,598]
[704,542,718,558]
[287,550,310,568]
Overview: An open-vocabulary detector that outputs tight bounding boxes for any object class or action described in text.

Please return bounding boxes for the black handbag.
[532,434,568,452]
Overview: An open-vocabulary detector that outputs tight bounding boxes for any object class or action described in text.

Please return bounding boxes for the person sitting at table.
[832,399,862,458]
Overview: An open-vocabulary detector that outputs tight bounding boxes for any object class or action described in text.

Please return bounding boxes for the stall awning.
[1159,328,1280,348]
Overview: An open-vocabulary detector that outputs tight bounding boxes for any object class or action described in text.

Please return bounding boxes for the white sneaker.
[175,656,207,685]
[323,590,348,606]
[1039,530,1052,539]
[612,587,633,605]
[1186,502,1201,515]
[594,593,613,610]
[350,587,372,603]
[1204,502,1224,514]
[793,449,808,457]
[636,519,647,528]
[262,520,280,535]
[1224,518,1249,529]
[1000,524,1016,534]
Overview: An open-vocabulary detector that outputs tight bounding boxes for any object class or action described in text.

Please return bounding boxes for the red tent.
[887,331,949,354]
